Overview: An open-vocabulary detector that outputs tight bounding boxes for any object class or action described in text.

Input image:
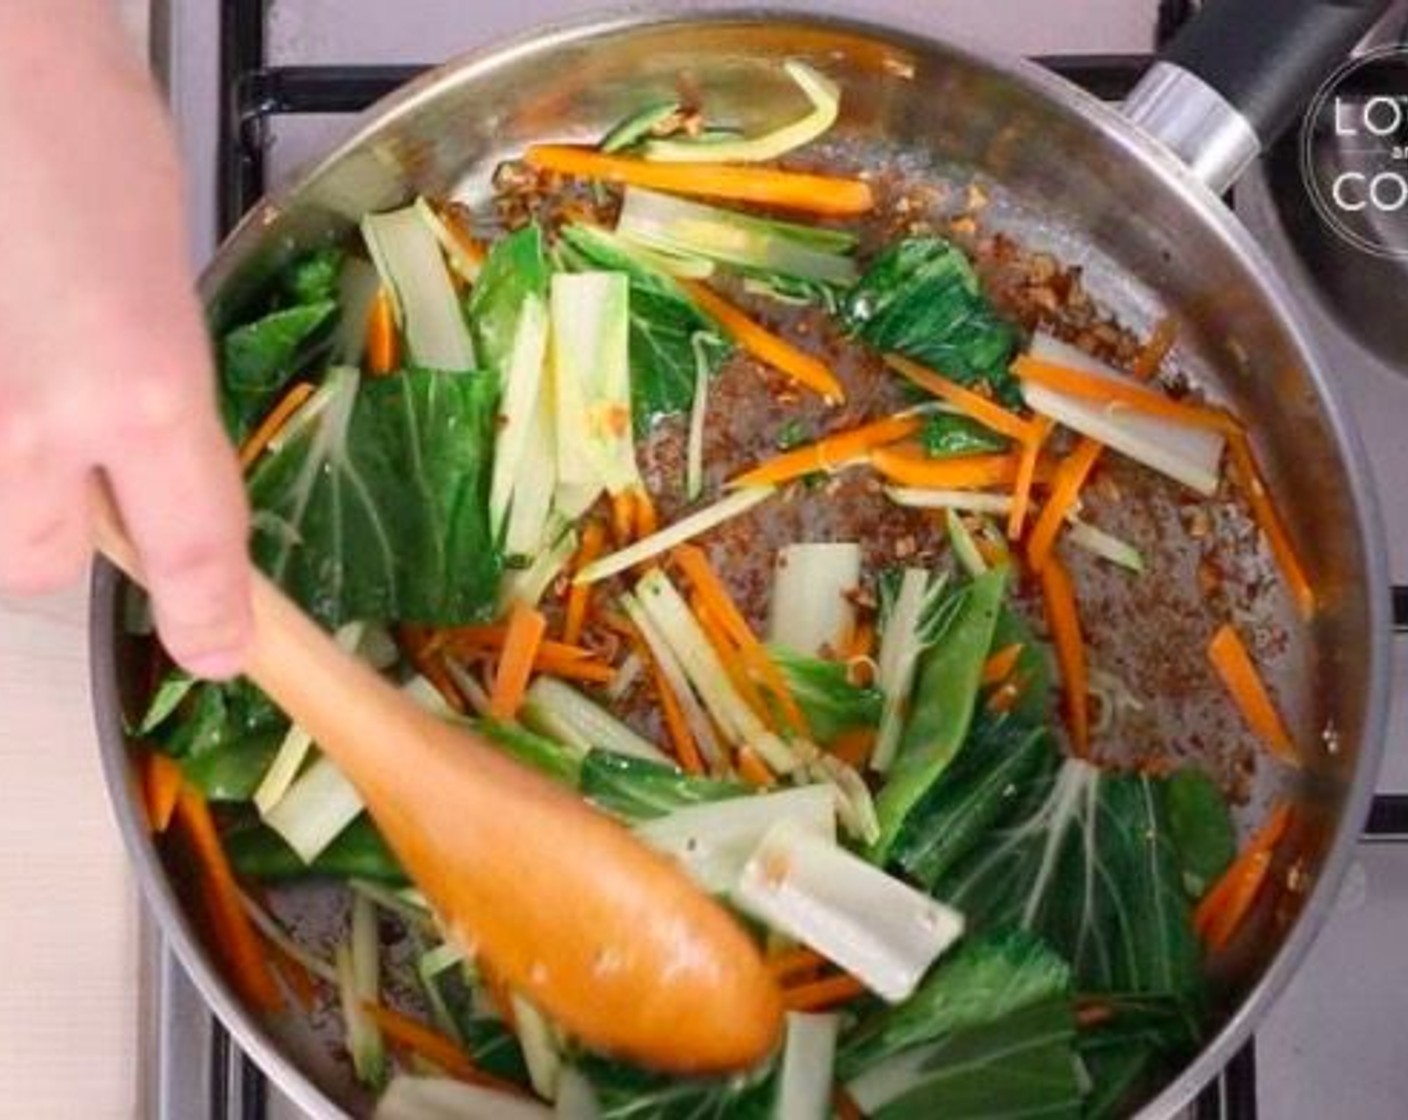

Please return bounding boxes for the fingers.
[0,405,91,595]
[103,360,253,680]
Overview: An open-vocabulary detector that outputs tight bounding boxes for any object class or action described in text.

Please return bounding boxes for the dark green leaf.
[889,713,1058,891]
[477,719,583,786]
[770,647,882,744]
[989,606,1054,728]
[247,366,501,628]
[219,300,337,442]
[845,1000,1082,1120]
[162,678,287,760]
[843,238,1020,404]
[457,1012,531,1084]
[839,930,1072,1078]
[179,728,282,802]
[575,1052,776,1120]
[1077,995,1200,1119]
[1163,768,1236,900]
[282,247,345,306]
[578,751,747,822]
[921,412,1009,457]
[872,568,1007,861]
[937,762,1205,1001]
[137,669,196,735]
[557,224,733,431]
[466,224,550,377]
[225,815,407,884]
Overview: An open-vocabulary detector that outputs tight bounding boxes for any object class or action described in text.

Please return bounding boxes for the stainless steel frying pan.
[90,2,1394,1115]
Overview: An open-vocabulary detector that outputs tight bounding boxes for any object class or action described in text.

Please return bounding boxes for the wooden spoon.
[92,488,782,1073]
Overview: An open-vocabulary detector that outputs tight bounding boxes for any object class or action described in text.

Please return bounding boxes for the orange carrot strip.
[563,520,608,646]
[844,620,875,662]
[693,595,772,720]
[767,945,830,984]
[649,654,705,775]
[397,626,467,715]
[1226,433,1316,620]
[239,382,315,471]
[884,353,1038,446]
[829,728,877,769]
[1038,554,1089,756]
[439,626,595,661]
[730,414,921,489]
[362,1002,521,1091]
[736,747,777,788]
[531,653,616,684]
[143,751,184,834]
[1208,624,1301,767]
[434,202,488,268]
[366,287,399,377]
[683,281,846,403]
[611,490,635,547]
[174,784,282,1012]
[1027,436,1104,573]
[1131,316,1178,381]
[487,603,548,721]
[782,973,868,1011]
[981,643,1025,687]
[262,931,320,1011]
[1012,354,1241,435]
[1008,415,1055,540]
[672,545,810,737]
[523,145,876,217]
[1195,801,1295,950]
[633,487,660,539]
[869,445,1022,490]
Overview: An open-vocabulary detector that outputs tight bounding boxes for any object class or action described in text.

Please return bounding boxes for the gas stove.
[144,2,1408,1116]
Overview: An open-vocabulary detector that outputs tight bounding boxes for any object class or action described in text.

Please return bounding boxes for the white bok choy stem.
[776,1012,841,1120]
[616,187,857,286]
[1065,516,1145,573]
[361,204,476,372]
[642,60,842,165]
[338,892,385,1087]
[1023,331,1225,496]
[620,590,728,774]
[734,819,964,1003]
[884,487,1014,515]
[634,566,800,774]
[575,485,775,584]
[413,196,483,284]
[768,542,861,658]
[490,294,555,556]
[498,523,578,612]
[264,755,364,865]
[685,334,712,502]
[521,676,671,764]
[871,568,945,773]
[633,784,836,893]
[374,1076,552,1120]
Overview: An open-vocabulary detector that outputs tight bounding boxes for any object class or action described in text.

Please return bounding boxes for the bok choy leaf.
[247,365,501,627]
[578,751,747,822]
[769,647,882,745]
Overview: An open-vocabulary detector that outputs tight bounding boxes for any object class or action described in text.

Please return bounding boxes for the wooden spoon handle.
[91,482,782,1072]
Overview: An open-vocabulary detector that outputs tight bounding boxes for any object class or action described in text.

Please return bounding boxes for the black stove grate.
[211,1,1408,1116]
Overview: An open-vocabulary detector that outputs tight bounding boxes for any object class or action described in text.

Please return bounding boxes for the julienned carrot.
[1207,624,1301,767]
[844,620,875,662]
[782,972,868,1011]
[1012,354,1242,436]
[174,783,282,1012]
[366,286,399,376]
[439,626,593,661]
[143,750,184,834]
[1195,801,1294,951]
[767,945,830,984]
[829,728,877,769]
[563,521,608,646]
[672,544,811,738]
[239,381,315,470]
[884,353,1038,446]
[397,626,468,715]
[693,594,772,720]
[730,414,921,489]
[264,933,320,1011]
[1132,316,1178,381]
[981,643,1025,687]
[611,490,635,547]
[1008,415,1055,540]
[834,1084,866,1120]
[1027,437,1104,573]
[362,1002,521,1091]
[683,281,846,403]
[634,487,660,539]
[529,653,615,684]
[1038,554,1089,756]
[869,445,1022,490]
[651,656,705,775]
[736,747,777,788]
[487,603,548,720]
[522,145,877,217]
[1226,433,1316,620]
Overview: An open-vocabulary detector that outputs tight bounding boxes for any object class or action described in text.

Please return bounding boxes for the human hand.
[0,2,251,678]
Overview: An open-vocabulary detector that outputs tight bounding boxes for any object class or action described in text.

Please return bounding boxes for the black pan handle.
[1125,0,1393,192]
